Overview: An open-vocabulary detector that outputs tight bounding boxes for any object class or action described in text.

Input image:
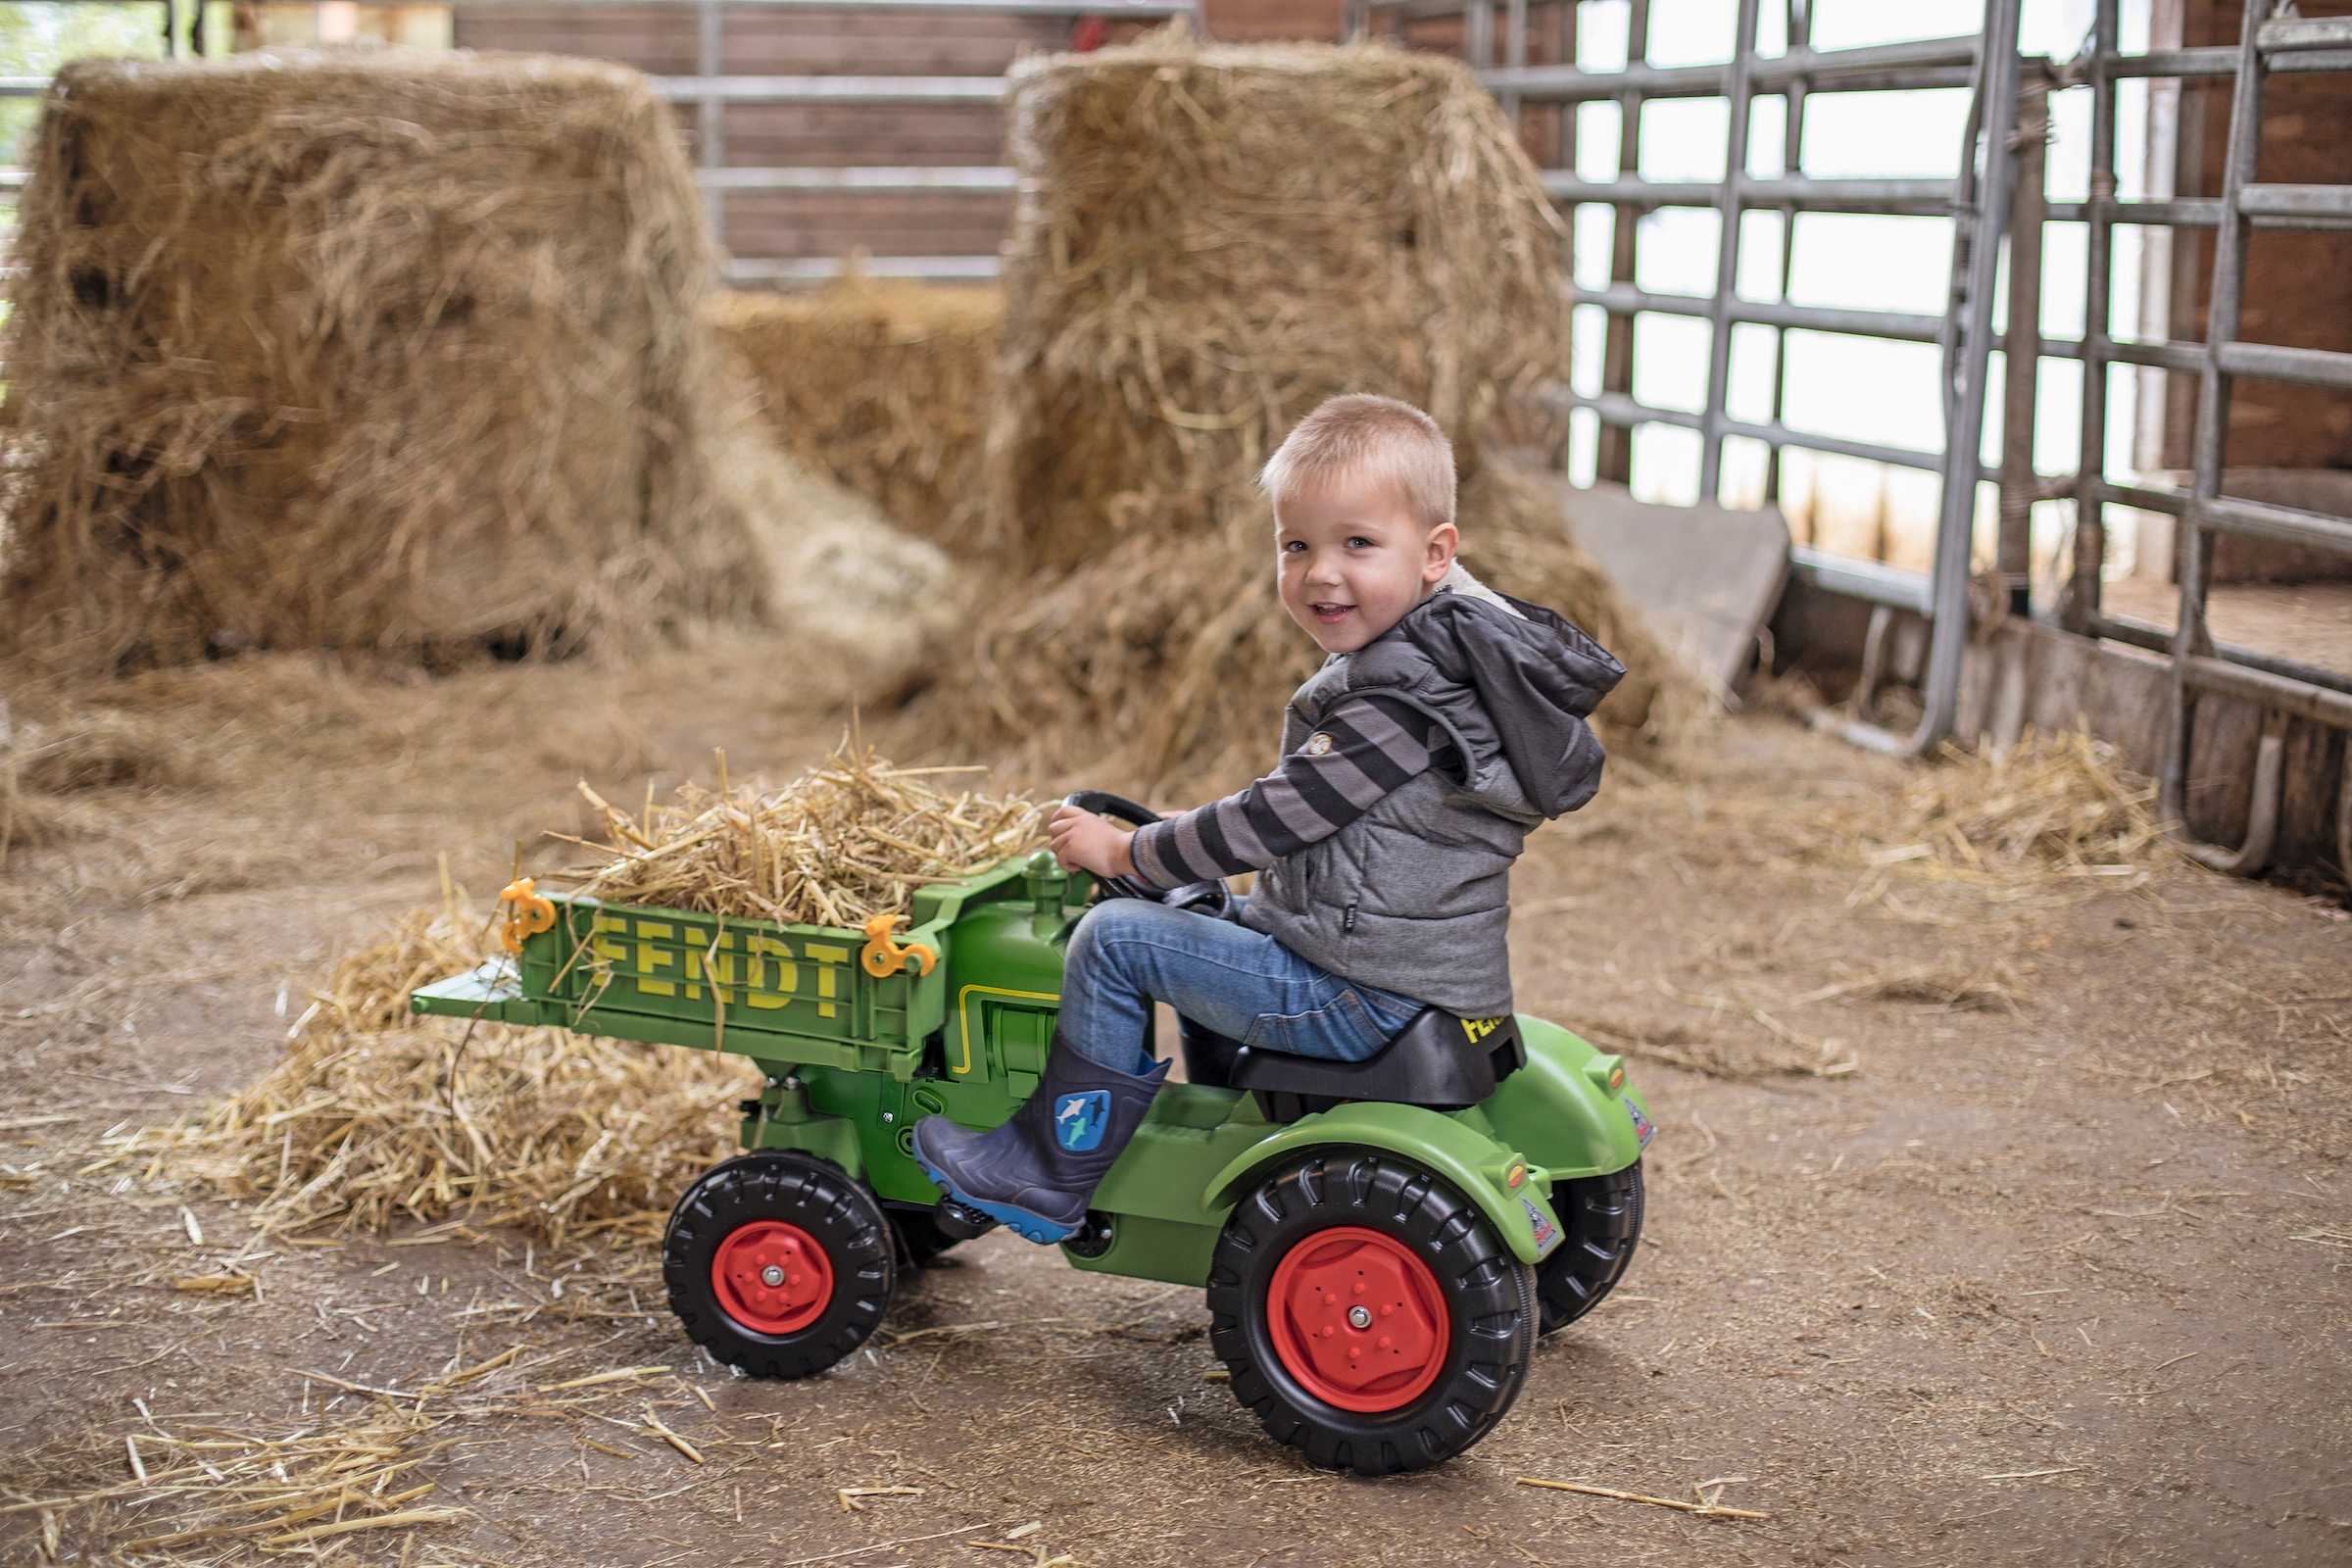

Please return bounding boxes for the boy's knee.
[1066,899,1157,976]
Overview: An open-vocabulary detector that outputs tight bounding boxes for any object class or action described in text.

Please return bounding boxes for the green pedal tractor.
[414,794,1650,1475]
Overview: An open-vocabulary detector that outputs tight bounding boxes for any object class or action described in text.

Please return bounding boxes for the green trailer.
[415,819,1649,1476]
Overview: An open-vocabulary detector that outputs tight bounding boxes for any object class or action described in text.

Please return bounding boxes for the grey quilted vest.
[1240,574,1624,1018]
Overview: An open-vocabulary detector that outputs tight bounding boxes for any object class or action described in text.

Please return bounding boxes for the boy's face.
[1274,471,1459,655]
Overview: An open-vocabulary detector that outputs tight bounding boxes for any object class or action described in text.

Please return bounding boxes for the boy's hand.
[1050,804,1140,882]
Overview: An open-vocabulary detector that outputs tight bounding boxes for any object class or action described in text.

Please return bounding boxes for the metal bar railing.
[1467,1,2029,754]
[700,166,1017,190]
[2136,0,2352,876]
[1540,386,1994,483]
[1539,173,1960,214]
[727,254,1003,281]
[2111,45,2352,76]
[1692,0,1760,504]
[1567,284,1947,344]
[645,74,1004,100]
[2093,614,2352,700]
[1482,35,1982,101]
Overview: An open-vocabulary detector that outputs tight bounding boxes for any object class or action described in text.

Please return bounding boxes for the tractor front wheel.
[662,1152,895,1378]
[1207,1151,1538,1476]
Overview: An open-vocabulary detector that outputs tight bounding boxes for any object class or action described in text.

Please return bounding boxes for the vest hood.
[1363,575,1627,819]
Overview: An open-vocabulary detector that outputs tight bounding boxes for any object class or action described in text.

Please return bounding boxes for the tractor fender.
[1480,1015,1651,1183]
[1200,1101,1567,1267]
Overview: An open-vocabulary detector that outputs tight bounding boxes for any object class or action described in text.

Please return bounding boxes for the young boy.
[911,394,1624,1245]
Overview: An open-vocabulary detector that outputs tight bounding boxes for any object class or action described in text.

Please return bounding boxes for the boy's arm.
[1129,695,1455,886]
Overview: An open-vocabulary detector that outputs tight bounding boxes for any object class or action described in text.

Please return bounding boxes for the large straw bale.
[0,49,767,673]
[710,278,1002,550]
[917,34,1698,789]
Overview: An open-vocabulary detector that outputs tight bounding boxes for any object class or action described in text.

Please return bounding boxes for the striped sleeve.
[1130,695,1454,886]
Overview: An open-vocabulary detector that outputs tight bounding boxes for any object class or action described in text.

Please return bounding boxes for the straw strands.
[116,901,755,1243]
[558,743,1046,925]
[0,50,766,673]
[7,1406,460,1560]
[12,1356,746,1558]
[711,277,1003,551]
[1890,727,2166,874]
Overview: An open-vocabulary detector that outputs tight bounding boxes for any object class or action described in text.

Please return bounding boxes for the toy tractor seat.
[1180,1007,1525,1121]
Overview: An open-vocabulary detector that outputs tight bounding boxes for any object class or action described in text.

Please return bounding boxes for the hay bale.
[710,278,1002,550]
[915,34,1698,788]
[0,49,767,673]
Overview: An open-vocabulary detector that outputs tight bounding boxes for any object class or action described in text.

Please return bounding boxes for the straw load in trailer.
[0,51,767,673]
[914,33,1699,791]
[710,277,1004,552]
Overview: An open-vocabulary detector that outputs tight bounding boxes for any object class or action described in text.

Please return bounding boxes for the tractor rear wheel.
[1534,1161,1644,1335]
[662,1152,895,1379]
[1207,1151,1538,1476]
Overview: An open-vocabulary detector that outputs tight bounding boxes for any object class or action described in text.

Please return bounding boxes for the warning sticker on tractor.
[1623,1095,1655,1149]
[1521,1196,1561,1257]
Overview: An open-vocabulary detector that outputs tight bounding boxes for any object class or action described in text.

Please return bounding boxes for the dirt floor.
[3,632,2348,1567]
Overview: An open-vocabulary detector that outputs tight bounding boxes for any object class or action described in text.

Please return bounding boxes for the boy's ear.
[1422,521,1459,585]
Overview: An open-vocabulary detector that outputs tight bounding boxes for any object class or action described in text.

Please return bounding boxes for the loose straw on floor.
[1516,1475,1770,1520]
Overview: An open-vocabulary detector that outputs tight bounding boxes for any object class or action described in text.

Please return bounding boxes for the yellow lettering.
[685,933,737,1004]
[808,944,848,1020]
[635,922,675,997]
[745,936,795,1007]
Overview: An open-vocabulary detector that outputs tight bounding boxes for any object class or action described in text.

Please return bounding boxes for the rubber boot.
[909,1031,1167,1245]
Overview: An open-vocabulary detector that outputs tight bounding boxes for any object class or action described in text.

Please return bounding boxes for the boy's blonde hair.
[1258,394,1457,532]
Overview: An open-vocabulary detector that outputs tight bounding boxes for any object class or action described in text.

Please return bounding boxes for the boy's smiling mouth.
[1307,601,1356,624]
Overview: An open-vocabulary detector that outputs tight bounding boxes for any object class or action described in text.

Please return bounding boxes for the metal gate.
[1361,0,2350,877]
[1352,0,2028,757]
[2054,0,2352,875]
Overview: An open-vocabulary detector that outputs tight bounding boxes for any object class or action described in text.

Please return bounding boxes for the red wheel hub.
[1265,1225,1450,1413]
[711,1220,833,1336]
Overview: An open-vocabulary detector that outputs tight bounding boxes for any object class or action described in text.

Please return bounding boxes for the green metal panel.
[1061,1212,1222,1288]
[1090,1083,1272,1224]
[1197,1100,1564,1266]
[516,892,952,1071]
[747,1102,863,1177]
[411,959,535,1025]
[1484,1016,1648,1181]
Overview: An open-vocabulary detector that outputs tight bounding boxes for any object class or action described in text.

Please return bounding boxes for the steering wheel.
[1061,791,1232,918]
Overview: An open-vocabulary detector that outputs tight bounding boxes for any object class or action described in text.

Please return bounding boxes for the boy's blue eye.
[1281,540,1304,553]
[1348,537,1374,550]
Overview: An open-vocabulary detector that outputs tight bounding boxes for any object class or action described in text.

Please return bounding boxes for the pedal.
[933,1197,1001,1241]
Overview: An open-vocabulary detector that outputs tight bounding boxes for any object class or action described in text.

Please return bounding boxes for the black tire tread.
[1206,1150,1539,1477]
[662,1151,895,1379]
[1534,1161,1643,1335]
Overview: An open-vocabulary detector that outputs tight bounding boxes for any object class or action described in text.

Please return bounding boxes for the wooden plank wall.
[453,2,1357,269]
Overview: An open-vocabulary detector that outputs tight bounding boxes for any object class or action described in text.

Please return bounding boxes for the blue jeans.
[1056,896,1425,1077]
